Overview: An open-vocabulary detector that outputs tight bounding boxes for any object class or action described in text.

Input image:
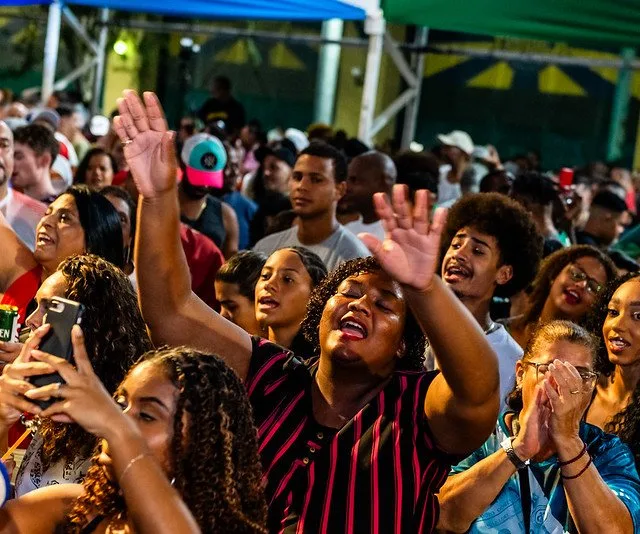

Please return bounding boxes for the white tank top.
[14,434,91,497]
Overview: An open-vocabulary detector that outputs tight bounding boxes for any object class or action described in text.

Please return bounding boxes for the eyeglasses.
[567,264,602,295]
[523,360,598,389]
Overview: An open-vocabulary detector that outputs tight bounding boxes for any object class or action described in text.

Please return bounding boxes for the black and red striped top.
[246,337,455,534]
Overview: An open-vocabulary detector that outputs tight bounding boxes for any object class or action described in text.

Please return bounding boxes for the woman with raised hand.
[0,331,268,533]
[114,90,500,532]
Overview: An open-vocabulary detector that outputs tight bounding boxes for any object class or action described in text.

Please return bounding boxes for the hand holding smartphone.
[28,297,84,409]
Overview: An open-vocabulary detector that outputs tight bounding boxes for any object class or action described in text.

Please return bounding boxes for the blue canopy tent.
[7,0,373,119]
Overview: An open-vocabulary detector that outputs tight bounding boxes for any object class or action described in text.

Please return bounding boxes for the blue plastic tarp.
[7,0,367,20]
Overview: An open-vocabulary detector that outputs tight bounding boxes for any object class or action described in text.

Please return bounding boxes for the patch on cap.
[180,133,227,189]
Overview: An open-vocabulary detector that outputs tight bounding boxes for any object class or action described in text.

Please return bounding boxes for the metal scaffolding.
[39,2,109,109]
[7,1,638,151]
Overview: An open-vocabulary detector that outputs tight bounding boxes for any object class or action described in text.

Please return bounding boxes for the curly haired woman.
[507,245,616,349]
[0,333,267,533]
[116,90,501,532]
[584,272,640,467]
[0,254,151,496]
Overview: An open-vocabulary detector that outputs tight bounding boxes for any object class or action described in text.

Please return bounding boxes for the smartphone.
[29,297,84,409]
[559,168,574,189]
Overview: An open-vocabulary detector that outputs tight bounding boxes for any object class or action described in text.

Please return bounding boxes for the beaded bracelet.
[118,452,152,486]
[558,442,587,467]
[561,455,592,480]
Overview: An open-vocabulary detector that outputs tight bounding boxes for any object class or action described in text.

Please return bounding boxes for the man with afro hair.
[433,193,543,408]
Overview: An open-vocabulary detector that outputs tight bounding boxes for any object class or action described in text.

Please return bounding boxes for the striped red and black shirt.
[245,337,455,534]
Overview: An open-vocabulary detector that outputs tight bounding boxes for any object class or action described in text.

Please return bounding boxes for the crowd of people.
[0,78,639,533]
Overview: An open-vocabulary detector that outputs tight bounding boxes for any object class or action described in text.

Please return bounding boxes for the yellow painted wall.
[333,22,404,144]
[101,32,142,114]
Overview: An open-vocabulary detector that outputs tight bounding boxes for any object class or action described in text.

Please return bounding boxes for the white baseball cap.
[437,130,474,156]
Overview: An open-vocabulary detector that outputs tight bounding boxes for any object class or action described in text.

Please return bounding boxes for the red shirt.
[179,224,224,310]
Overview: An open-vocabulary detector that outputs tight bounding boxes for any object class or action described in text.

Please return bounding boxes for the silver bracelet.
[118,452,151,486]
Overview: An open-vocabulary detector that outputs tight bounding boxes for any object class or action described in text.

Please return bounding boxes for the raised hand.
[543,359,593,447]
[113,90,177,199]
[512,385,551,460]
[26,326,132,439]
[358,184,447,292]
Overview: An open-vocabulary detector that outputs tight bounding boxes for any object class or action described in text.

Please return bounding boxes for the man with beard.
[0,120,46,250]
[435,130,474,206]
[338,150,396,242]
[253,142,370,270]
[435,193,543,407]
[179,133,239,259]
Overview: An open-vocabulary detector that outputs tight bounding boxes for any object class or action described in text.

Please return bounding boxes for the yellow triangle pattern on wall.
[539,65,587,96]
[424,54,470,77]
[214,40,249,64]
[467,61,514,90]
[269,42,305,70]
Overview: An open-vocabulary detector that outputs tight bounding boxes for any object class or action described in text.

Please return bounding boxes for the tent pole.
[314,19,344,124]
[92,8,109,115]
[401,27,428,149]
[607,47,635,161]
[42,0,62,106]
[358,9,385,146]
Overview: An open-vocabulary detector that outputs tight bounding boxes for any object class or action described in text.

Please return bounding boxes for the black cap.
[592,190,628,214]
[257,140,297,168]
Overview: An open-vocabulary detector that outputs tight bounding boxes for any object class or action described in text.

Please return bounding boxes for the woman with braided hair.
[0,335,267,533]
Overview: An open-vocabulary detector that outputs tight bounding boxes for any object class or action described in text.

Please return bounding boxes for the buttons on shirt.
[316,432,324,440]
[302,457,310,465]
[309,447,316,453]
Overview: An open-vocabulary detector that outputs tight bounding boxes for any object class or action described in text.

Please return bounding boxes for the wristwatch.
[501,436,530,470]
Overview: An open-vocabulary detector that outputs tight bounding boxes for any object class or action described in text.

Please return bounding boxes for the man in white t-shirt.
[433,193,543,409]
[338,150,395,243]
[0,121,46,250]
[253,142,370,271]
[436,130,474,206]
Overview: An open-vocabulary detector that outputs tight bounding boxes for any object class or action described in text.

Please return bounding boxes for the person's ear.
[335,180,347,201]
[38,152,52,169]
[496,264,514,287]
[396,340,406,359]
[515,360,525,389]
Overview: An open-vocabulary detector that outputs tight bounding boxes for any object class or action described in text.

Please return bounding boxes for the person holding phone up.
[0,326,268,533]
[0,255,150,496]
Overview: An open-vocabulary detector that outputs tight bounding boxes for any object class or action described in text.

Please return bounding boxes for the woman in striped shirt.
[115,89,502,533]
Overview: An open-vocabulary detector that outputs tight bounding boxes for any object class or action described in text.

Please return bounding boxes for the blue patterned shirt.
[451,414,640,533]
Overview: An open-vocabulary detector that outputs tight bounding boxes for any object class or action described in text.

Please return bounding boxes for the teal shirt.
[451,415,640,533]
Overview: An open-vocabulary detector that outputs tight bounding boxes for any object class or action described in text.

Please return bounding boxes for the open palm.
[113,90,177,199]
[359,185,447,292]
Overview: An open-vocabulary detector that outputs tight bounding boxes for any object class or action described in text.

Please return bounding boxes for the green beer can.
[0,305,19,343]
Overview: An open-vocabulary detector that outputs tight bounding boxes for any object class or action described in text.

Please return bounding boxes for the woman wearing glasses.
[585,273,640,468]
[437,320,640,533]
[508,245,616,349]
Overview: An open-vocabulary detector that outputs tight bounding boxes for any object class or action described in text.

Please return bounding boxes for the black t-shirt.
[181,195,226,249]
[198,97,246,134]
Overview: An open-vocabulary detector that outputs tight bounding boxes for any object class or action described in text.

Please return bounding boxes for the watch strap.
[501,436,530,470]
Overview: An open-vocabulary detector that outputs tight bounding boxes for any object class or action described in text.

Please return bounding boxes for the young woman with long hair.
[0,337,267,533]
